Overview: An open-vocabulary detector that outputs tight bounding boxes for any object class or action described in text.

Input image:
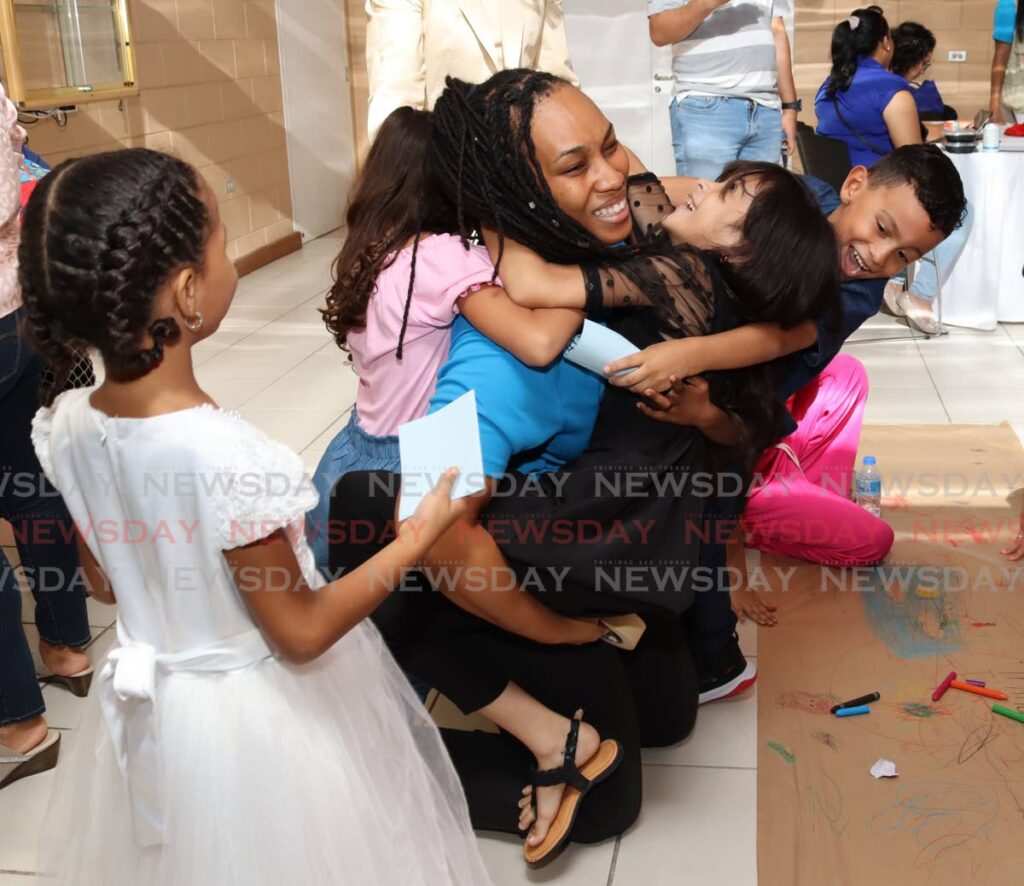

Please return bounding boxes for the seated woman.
[332,69,840,864]
[816,6,972,336]
[891,22,950,121]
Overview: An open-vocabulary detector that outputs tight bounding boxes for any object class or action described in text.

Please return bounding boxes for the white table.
[941,147,1024,330]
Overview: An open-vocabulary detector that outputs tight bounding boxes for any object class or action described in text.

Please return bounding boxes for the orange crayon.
[950,680,1009,701]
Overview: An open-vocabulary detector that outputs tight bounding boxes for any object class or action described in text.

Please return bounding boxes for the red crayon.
[932,671,956,702]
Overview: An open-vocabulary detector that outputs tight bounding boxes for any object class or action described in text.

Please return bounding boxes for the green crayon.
[992,704,1024,725]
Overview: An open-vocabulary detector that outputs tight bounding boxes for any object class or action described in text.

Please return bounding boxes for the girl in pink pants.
[742,354,894,567]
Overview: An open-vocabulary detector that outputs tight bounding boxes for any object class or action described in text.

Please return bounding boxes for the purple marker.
[965,679,986,688]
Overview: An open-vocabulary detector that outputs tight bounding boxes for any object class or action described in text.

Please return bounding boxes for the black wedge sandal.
[523,710,623,866]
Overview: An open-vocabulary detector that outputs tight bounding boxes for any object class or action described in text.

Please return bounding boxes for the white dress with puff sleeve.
[31,388,490,886]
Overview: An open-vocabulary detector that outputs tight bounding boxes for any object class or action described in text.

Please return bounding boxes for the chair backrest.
[794,122,853,194]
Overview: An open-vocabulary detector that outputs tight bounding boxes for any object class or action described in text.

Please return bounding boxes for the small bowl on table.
[944,130,980,154]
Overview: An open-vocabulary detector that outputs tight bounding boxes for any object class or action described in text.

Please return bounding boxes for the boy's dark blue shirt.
[774,176,887,436]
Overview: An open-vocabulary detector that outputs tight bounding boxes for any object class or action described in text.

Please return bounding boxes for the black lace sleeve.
[625,172,675,241]
[581,244,716,339]
[578,172,712,336]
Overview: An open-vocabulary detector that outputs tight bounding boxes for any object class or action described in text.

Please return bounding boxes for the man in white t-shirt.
[648,0,800,178]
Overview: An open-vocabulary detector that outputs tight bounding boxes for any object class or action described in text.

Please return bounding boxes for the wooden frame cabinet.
[0,0,137,109]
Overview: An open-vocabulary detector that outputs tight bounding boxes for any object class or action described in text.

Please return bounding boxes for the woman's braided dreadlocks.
[431,70,638,271]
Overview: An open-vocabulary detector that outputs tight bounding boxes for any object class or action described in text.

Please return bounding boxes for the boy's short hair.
[866,145,966,236]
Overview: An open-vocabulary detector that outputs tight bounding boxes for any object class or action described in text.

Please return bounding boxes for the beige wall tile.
[199,40,238,79]
[220,194,253,237]
[169,125,214,167]
[224,152,265,196]
[265,218,296,244]
[134,43,165,89]
[202,119,248,163]
[248,188,280,228]
[234,38,267,79]
[161,40,212,85]
[899,1,961,30]
[186,81,224,126]
[276,183,293,220]
[214,0,249,39]
[960,0,995,29]
[261,147,290,187]
[252,76,283,113]
[220,80,257,120]
[267,111,286,148]
[263,39,281,77]
[240,114,273,153]
[232,228,268,256]
[133,0,179,43]
[130,129,175,153]
[245,1,278,39]
[176,0,216,40]
[98,101,132,139]
[142,85,191,132]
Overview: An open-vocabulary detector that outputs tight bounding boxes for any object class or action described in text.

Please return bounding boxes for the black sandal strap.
[529,714,590,793]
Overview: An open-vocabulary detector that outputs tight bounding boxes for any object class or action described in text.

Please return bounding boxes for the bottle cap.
[863,456,876,465]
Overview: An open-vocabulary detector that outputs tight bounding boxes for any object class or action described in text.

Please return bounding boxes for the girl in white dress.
[19,148,492,885]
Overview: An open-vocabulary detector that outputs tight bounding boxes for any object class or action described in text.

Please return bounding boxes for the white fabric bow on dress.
[98,622,272,846]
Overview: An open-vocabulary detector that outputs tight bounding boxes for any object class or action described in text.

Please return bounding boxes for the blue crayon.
[834,705,870,718]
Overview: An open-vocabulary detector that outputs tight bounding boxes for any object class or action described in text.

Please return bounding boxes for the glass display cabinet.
[0,0,137,108]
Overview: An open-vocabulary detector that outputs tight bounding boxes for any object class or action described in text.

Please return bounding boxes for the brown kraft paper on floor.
[757,424,1024,885]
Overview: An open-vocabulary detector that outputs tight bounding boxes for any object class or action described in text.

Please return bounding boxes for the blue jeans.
[906,200,974,304]
[0,308,90,726]
[307,408,400,579]
[669,95,784,179]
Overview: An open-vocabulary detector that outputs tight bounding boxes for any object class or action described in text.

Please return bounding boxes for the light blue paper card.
[563,320,639,377]
[397,390,486,521]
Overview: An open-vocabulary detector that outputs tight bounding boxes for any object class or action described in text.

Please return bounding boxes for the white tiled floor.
[4,234,1024,884]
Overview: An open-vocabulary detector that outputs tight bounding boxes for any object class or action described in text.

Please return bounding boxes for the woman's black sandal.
[523,710,623,866]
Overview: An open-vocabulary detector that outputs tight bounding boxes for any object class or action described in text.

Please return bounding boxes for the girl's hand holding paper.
[397,391,486,521]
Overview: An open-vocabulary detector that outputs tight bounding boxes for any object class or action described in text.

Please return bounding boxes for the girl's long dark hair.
[826,6,890,97]
[1017,0,1024,42]
[322,107,457,357]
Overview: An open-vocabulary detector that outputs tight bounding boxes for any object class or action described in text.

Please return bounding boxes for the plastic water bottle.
[855,456,882,517]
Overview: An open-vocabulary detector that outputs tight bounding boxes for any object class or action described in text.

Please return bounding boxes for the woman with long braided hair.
[332,70,841,864]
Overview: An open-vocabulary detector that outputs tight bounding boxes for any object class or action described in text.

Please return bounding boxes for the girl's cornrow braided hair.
[18,149,209,404]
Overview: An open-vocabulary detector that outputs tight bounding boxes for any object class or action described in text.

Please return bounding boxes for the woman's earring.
[185,312,204,332]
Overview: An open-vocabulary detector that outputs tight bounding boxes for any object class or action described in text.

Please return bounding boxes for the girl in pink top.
[308,108,581,573]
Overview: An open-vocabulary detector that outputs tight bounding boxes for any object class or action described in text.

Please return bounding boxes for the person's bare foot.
[0,715,48,755]
[38,640,90,677]
[516,713,600,849]
[731,583,778,626]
